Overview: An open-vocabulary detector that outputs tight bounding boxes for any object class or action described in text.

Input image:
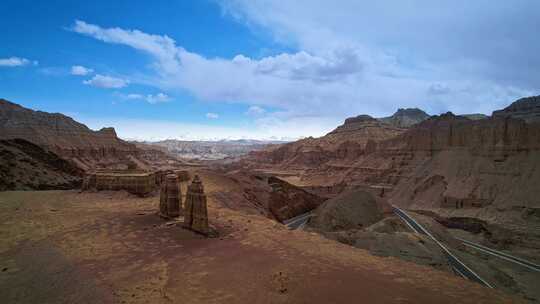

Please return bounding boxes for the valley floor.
[0,181,517,303]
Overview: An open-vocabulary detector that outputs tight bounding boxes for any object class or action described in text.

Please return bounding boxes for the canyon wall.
[243,114,404,171]
[0,99,142,170]
[237,95,540,214]
[372,112,540,211]
[0,139,83,190]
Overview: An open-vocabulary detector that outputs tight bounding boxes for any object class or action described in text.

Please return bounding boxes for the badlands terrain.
[1,97,540,303]
[135,139,286,161]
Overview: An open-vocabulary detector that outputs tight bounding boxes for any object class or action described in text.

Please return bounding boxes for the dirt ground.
[0,172,520,303]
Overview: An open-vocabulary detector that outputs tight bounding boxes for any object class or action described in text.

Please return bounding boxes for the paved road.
[456,237,540,272]
[284,212,314,230]
[393,206,494,288]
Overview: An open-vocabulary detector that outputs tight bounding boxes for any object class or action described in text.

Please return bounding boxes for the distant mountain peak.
[343,114,377,125]
[378,107,430,128]
[394,108,428,116]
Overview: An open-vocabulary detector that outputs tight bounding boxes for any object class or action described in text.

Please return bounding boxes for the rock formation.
[268,176,326,222]
[308,189,383,231]
[183,175,209,234]
[0,138,83,190]
[83,171,157,196]
[159,174,182,218]
[240,114,403,171]
[378,108,430,128]
[0,98,141,170]
[176,170,190,182]
[492,95,540,123]
[363,108,540,210]
[234,95,540,214]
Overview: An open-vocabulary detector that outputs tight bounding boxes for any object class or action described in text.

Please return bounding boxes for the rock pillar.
[159,178,168,216]
[183,175,209,235]
[159,174,182,218]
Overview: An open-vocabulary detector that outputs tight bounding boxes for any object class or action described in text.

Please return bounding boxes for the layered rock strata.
[0,138,83,190]
[0,99,140,168]
[159,174,182,218]
[492,95,540,123]
[83,171,156,196]
[241,115,404,170]
[183,175,209,235]
[268,176,326,222]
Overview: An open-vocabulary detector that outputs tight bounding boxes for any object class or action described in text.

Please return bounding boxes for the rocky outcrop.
[184,175,209,235]
[381,111,540,154]
[0,139,83,190]
[82,171,157,196]
[378,108,430,128]
[329,115,382,134]
[492,95,540,123]
[364,103,540,210]
[308,190,383,231]
[241,114,403,170]
[268,176,326,222]
[0,99,139,168]
[235,96,540,212]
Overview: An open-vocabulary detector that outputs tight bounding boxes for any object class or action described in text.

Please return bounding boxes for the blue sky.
[1,1,539,140]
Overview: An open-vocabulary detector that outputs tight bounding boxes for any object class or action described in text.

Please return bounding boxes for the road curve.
[393,206,494,289]
[457,237,540,272]
[284,212,313,230]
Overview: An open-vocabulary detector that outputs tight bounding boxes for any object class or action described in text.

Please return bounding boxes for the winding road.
[283,211,314,229]
[392,206,494,288]
[456,237,540,272]
[284,206,539,289]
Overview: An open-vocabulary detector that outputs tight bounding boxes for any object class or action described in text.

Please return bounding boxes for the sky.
[1,0,539,141]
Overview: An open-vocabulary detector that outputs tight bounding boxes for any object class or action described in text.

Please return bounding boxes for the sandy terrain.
[0,171,519,304]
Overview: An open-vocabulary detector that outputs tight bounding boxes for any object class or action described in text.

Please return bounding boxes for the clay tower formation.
[159,174,182,218]
[183,175,209,235]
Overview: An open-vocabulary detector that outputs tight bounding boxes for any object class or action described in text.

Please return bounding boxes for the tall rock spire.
[159,174,182,218]
[183,175,209,235]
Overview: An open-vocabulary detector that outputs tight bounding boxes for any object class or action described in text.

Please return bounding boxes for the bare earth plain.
[0,171,519,304]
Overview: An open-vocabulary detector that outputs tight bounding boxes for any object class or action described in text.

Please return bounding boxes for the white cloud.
[0,57,34,67]
[116,92,171,104]
[72,20,181,75]
[71,13,539,139]
[246,105,266,116]
[71,65,94,76]
[206,112,219,119]
[146,92,171,104]
[83,74,129,89]
[126,93,144,99]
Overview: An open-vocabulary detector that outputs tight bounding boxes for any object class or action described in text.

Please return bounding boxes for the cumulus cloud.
[83,74,129,89]
[220,1,540,110]
[0,57,36,67]
[71,65,94,76]
[206,113,219,119]
[116,92,171,104]
[146,93,171,104]
[72,5,539,127]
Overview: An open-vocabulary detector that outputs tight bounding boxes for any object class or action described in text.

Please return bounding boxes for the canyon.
[136,139,285,160]
[1,96,539,302]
